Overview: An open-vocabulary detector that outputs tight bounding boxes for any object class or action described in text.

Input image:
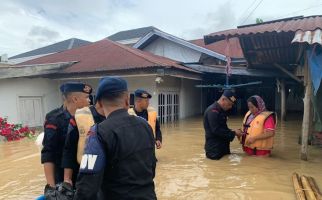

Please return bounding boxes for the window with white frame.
[158,92,179,124]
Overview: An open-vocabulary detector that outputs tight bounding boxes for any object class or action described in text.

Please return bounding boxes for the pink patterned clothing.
[264,115,275,130]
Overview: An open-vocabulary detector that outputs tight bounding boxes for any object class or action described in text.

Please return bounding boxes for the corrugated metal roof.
[292,29,322,45]
[107,26,158,41]
[18,39,199,74]
[205,15,322,44]
[190,37,244,59]
[9,38,91,59]
[185,64,286,77]
[239,32,300,68]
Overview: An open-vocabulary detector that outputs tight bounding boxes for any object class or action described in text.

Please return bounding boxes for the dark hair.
[247,96,258,108]
[100,91,128,106]
[62,92,72,98]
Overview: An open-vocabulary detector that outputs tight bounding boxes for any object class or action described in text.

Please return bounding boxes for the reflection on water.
[1,116,322,199]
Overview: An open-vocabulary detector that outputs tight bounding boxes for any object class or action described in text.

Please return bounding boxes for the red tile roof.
[19,39,197,73]
[205,15,322,44]
[190,37,244,58]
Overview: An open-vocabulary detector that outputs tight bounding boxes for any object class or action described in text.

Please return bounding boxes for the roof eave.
[134,29,227,61]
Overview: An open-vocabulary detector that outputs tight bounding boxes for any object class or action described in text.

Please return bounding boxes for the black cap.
[222,90,237,103]
[95,76,128,102]
[134,89,152,99]
[60,82,92,94]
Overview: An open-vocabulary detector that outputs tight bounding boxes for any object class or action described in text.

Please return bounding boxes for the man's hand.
[156,140,162,149]
[57,182,74,200]
[44,184,58,200]
[246,136,256,145]
[234,129,243,137]
[64,168,73,187]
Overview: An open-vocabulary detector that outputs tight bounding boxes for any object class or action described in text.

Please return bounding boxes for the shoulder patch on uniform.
[69,118,76,127]
[45,124,57,130]
[79,125,106,174]
[211,109,219,113]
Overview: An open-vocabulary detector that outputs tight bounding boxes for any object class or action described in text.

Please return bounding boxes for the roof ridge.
[68,38,75,49]
[9,38,91,59]
[104,39,175,67]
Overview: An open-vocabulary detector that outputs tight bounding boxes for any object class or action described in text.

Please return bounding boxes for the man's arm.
[41,119,58,186]
[207,110,235,141]
[43,163,55,187]
[62,127,79,184]
[155,119,162,149]
[74,171,104,200]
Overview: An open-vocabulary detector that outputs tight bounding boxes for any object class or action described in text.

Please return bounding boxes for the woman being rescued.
[240,95,277,156]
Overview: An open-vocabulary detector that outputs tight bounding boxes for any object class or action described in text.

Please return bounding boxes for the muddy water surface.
[1,116,322,200]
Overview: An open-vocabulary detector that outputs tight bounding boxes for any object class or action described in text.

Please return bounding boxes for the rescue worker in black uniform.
[74,76,157,200]
[41,82,92,198]
[62,102,105,185]
[203,90,242,160]
[131,89,162,149]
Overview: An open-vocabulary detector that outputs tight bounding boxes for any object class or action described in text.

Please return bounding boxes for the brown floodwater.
[0,116,322,200]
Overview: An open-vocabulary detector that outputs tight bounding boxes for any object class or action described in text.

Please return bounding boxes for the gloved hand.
[57,182,74,200]
[44,184,58,200]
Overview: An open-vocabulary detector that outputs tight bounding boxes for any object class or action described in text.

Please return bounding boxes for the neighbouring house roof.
[0,62,75,79]
[133,29,228,62]
[18,39,199,75]
[184,64,286,77]
[292,29,322,45]
[205,15,322,44]
[9,38,92,60]
[190,37,244,59]
[107,26,159,44]
[203,15,322,69]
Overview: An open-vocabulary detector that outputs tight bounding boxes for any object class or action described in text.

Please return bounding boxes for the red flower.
[0,117,36,141]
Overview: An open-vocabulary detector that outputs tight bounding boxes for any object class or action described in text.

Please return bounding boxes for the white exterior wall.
[0,75,202,127]
[0,78,60,125]
[179,78,202,118]
[143,37,202,63]
[156,76,202,119]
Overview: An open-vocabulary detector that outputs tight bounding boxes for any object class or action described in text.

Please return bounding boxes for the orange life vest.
[75,107,95,164]
[242,111,276,150]
[128,107,157,136]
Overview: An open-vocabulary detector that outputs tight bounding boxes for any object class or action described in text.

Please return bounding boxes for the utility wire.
[239,0,259,21]
[276,3,322,19]
[241,0,264,25]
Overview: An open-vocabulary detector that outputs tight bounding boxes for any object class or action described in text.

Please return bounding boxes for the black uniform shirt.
[134,108,162,142]
[41,106,74,184]
[203,102,235,158]
[74,109,157,200]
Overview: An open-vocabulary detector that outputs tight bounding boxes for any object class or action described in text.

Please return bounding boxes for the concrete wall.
[179,78,203,118]
[0,78,60,125]
[156,76,202,119]
[0,75,202,126]
[143,37,202,63]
